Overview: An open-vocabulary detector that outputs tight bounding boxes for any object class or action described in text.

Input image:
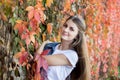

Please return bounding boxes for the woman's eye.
[70,27,74,31]
[63,24,67,28]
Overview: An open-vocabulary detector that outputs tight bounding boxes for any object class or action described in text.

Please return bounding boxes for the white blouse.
[47,44,78,80]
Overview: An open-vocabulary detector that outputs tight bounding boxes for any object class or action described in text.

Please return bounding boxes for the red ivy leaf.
[34,53,40,61]
[14,47,28,66]
[35,55,48,75]
[34,50,49,75]
[21,32,30,48]
[34,73,41,80]
[28,10,34,20]
[14,47,25,58]
[25,38,31,48]
[70,0,75,3]
[41,49,50,55]
[19,52,28,65]
[30,18,38,31]
[40,56,48,71]
[34,41,39,49]
[14,21,28,35]
[34,10,40,22]
[36,57,42,73]
[21,32,29,40]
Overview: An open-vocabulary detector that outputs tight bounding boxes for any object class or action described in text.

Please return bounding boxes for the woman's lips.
[62,32,68,36]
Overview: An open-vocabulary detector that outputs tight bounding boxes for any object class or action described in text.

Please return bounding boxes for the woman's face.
[61,19,79,41]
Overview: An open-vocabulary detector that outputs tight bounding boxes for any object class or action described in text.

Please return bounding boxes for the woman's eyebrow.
[64,23,67,26]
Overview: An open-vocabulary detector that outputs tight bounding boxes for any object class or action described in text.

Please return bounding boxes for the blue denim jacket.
[43,42,60,55]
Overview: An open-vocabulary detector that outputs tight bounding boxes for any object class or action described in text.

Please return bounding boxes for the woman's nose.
[64,27,69,32]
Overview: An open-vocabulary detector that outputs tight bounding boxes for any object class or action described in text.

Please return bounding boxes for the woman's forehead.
[65,20,79,29]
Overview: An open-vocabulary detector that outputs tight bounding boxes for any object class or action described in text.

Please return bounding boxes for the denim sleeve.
[43,42,60,55]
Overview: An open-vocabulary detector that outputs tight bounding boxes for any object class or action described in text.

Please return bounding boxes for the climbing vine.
[0,0,120,80]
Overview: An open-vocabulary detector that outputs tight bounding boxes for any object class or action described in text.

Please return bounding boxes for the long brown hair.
[65,16,91,80]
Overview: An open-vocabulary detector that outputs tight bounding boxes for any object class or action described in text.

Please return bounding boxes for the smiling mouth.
[62,32,68,36]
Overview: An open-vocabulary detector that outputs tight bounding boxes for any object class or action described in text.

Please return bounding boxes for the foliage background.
[0,0,120,80]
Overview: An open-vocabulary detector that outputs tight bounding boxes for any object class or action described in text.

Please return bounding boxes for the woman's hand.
[36,40,52,54]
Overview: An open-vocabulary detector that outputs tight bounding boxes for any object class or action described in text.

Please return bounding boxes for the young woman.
[36,15,91,80]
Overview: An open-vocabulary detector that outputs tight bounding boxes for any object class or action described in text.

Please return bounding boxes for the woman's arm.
[42,54,72,66]
[36,40,73,66]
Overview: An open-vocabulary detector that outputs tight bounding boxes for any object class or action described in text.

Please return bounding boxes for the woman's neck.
[59,39,73,50]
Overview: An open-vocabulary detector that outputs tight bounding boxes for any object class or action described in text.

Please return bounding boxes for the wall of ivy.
[0,0,120,80]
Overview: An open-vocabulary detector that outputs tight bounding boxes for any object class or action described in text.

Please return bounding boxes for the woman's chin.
[61,36,68,40]
[61,37,73,42]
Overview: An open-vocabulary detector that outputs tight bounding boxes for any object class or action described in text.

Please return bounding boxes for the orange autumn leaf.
[26,6,35,20]
[16,20,23,23]
[21,31,36,48]
[47,23,53,34]
[35,27,41,35]
[21,47,25,51]
[14,52,23,59]
[34,73,41,80]
[19,0,23,5]
[1,12,8,21]
[35,2,46,23]
[35,1,45,10]
[30,31,36,43]
[26,6,34,11]
[14,47,25,58]
[42,33,46,41]
[14,20,28,35]
[28,10,34,20]
[64,0,71,11]
[46,0,53,7]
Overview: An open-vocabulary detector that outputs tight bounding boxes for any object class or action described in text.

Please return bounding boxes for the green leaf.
[9,17,16,26]
[28,26,32,31]
[28,43,34,54]
[14,30,18,35]
[42,0,46,7]
[15,67,20,77]
[40,24,46,32]
[119,66,120,78]
[4,6,12,17]
[15,37,20,45]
